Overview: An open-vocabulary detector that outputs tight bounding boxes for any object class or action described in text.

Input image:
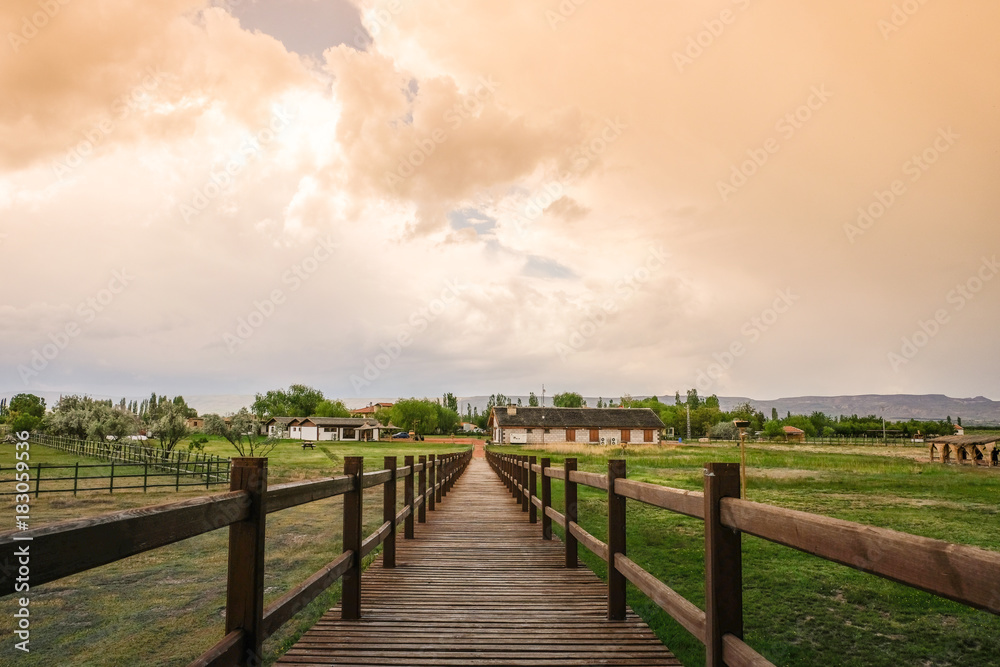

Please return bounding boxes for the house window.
[343,428,356,439]
[324,427,335,432]
[566,429,576,442]
[589,429,599,443]
[544,429,550,434]
[644,429,654,442]
[527,429,533,433]
[621,429,631,443]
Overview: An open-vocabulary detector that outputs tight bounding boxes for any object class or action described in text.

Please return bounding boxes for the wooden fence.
[29,433,231,482]
[0,460,229,496]
[0,449,472,666]
[487,450,1000,667]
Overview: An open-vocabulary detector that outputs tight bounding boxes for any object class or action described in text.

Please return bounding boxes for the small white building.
[263,417,296,438]
[488,406,664,446]
[287,417,383,442]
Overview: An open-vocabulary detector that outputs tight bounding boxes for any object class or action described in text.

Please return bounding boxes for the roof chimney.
[507,405,516,415]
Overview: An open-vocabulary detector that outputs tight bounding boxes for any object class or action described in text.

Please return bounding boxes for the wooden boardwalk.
[277,457,680,666]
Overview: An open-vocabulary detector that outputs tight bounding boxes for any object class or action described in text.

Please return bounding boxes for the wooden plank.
[608,459,627,620]
[0,491,248,595]
[545,505,566,528]
[722,633,776,667]
[569,469,608,491]
[615,554,706,643]
[261,551,352,639]
[362,469,393,489]
[704,462,742,667]
[721,496,1000,615]
[614,478,704,519]
[225,458,267,665]
[187,629,244,667]
[361,521,392,558]
[266,476,354,513]
[277,457,679,666]
[342,457,363,620]
[569,520,609,562]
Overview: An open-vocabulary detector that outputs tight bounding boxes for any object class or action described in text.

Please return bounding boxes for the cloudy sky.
[2,0,998,405]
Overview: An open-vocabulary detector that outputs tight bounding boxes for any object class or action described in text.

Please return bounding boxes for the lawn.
[0,437,473,666]
[497,441,1000,667]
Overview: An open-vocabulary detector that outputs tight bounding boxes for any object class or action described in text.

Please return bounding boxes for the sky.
[2,0,999,405]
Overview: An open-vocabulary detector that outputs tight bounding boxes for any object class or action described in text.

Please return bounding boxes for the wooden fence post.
[435,455,443,505]
[383,456,397,568]
[342,456,363,620]
[541,458,552,539]
[704,462,743,667]
[404,455,415,539]
[73,462,80,496]
[225,457,268,666]
[608,459,627,621]
[528,456,537,524]
[565,458,578,568]
[427,455,436,512]
[418,455,427,523]
[441,455,450,498]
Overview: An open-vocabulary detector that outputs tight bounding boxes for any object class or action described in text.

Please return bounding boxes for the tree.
[597,397,604,408]
[5,393,46,432]
[87,404,139,443]
[435,404,461,434]
[710,421,738,441]
[763,420,784,439]
[771,407,779,421]
[252,384,325,419]
[686,389,701,408]
[152,403,190,455]
[443,392,458,412]
[704,394,720,409]
[390,399,439,435]
[528,392,539,407]
[552,392,584,408]
[314,399,351,418]
[205,409,277,457]
[674,391,682,406]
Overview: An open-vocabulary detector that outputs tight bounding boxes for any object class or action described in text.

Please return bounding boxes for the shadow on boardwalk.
[277,457,679,666]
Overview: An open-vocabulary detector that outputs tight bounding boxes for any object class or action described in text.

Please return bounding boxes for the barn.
[488,406,664,446]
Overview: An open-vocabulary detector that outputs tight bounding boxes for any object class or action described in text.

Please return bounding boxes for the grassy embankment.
[0,436,472,666]
[500,441,1000,667]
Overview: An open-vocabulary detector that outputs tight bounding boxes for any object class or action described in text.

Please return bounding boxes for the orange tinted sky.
[2,0,998,402]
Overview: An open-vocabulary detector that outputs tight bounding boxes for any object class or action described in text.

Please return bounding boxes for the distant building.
[262,417,296,438]
[350,402,394,417]
[782,425,806,443]
[287,417,384,442]
[488,406,664,445]
[186,417,204,430]
[954,424,965,436]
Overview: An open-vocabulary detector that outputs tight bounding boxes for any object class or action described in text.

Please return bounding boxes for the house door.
[566,429,576,442]
[621,429,630,444]
[589,429,599,443]
[644,429,654,443]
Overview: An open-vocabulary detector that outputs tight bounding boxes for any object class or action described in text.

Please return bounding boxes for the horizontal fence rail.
[486,449,1000,667]
[0,449,472,667]
[17,433,232,494]
[0,460,229,496]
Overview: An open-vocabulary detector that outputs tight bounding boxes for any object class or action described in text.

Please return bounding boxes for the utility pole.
[541,384,545,407]
[686,404,691,441]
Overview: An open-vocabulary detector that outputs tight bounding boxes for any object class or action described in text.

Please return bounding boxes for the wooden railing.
[486,450,1000,667]
[0,449,473,667]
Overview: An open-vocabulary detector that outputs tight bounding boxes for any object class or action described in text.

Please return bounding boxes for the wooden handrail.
[0,490,249,594]
[721,496,1000,615]
[484,447,997,666]
[0,448,472,667]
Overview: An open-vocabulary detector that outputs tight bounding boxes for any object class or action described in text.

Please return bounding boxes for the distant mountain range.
[6,391,999,425]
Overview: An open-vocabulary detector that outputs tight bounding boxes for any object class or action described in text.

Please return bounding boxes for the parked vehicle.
[392,431,410,439]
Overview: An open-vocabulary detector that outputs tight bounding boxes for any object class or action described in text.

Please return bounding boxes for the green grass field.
[0,437,473,666]
[500,442,1000,667]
